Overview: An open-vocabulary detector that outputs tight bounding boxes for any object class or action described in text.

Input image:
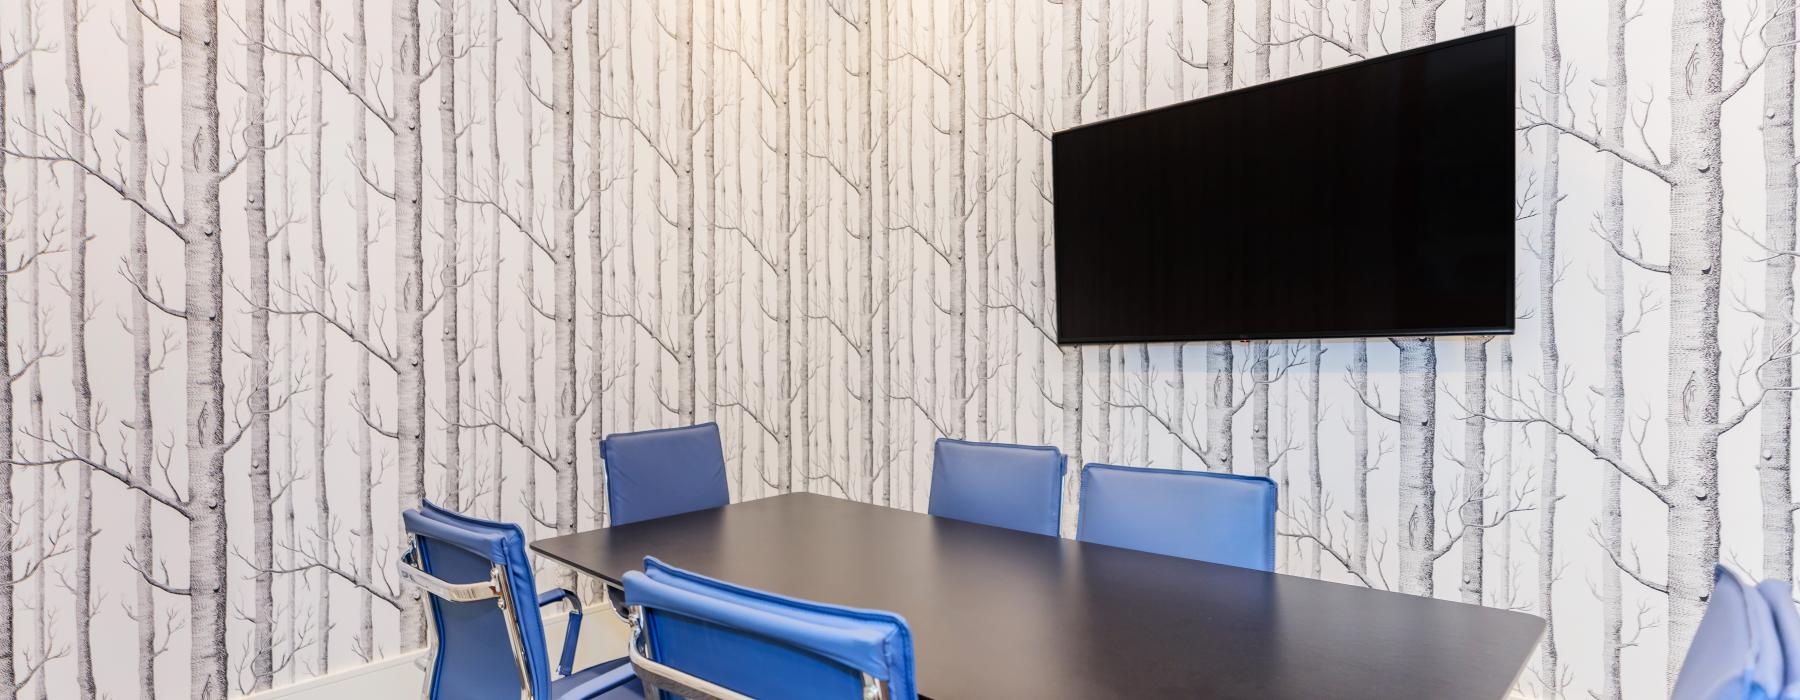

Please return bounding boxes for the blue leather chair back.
[1758,579,1800,699]
[1076,464,1277,571]
[623,557,916,699]
[1672,565,1784,700]
[404,500,555,700]
[927,438,1065,536]
[602,423,731,526]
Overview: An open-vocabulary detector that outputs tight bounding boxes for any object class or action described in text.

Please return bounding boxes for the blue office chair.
[1075,463,1277,571]
[1671,565,1784,700]
[927,438,1065,536]
[622,556,916,700]
[1758,579,1800,699]
[602,423,731,526]
[400,501,642,699]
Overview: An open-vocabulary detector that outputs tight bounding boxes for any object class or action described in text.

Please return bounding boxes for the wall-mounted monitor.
[1052,27,1516,344]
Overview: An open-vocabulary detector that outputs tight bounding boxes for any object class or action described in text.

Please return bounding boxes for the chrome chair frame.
[399,536,535,699]
[625,605,890,700]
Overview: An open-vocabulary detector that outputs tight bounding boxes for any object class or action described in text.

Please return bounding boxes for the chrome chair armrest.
[605,582,631,623]
[537,588,584,677]
[396,556,500,603]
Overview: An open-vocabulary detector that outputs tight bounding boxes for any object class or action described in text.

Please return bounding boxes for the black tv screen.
[1052,28,1515,344]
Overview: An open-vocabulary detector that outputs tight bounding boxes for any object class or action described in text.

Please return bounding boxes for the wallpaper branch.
[0,0,1784,697]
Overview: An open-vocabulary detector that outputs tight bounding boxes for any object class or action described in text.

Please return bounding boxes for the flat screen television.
[1052,27,1515,344]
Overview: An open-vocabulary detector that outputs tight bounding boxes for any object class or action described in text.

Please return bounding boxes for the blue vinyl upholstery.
[1075,464,1277,572]
[1672,565,1784,700]
[406,501,640,700]
[624,556,916,700]
[602,423,731,526]
[1758,579,1800,699]
[927,438,1065,536]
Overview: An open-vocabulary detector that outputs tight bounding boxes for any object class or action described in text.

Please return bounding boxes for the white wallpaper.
[0,0,1778,697]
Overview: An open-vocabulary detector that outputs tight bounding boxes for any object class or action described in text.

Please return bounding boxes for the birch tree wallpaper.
[0,0,1780,696]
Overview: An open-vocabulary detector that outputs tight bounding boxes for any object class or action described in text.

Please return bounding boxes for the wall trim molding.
[244,604,621,699]
[243,650,427,699]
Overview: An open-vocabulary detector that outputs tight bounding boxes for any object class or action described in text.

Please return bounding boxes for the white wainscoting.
[246,605,630,699]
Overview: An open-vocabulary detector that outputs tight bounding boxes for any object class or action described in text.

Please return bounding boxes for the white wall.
[0,0,1778,697]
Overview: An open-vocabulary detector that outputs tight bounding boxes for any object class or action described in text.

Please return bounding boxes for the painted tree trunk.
[309,0,330,672]
[1252,343,1271,476]
[20,19,45,696]
[1353,0,1371,54]
[678,0,698,425]
[1002,0,1019,446]
[62,0,95,693]
[179,0,232,693]
[862,0,879,499]
[623,0,641,457]
[393,0,429,648]
[1207,345,1233,470]
[551,0,581,539]
[1207,0,1233,94]
[589,0,607,525]
[1760,0,1796,583]
[1599,0,1632,694]
[1096,0,1109,116]
[351,0,377,660]
[704,0,718,428]
[275,0,297,675]
[973,0,989,441]
[1462,338,1489,605]
[438,0,462,511]
[1254,0,1271,83]
[651,6,666,425]
[1394,337,1438,596]
[518,8,541,530]
[1496,338,1514,608]
[125,3,158,689]
[778,0,795,494]
[488,0,506,523]
[1539,0,1563,682]
[1463,0,1486,34]
[950,0,970,438]
[794,0,811,494]
[1099,344,1115,460]
[1307,340,1324,578]
[1400,0,1443,46]
[1661,0,1730,678]
[0,18,13,696]
[878,0,894,502]
[1352,339,1370,577]
[245,0,278,688]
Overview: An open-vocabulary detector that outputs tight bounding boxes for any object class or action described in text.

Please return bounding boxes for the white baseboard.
[247,604,631,699]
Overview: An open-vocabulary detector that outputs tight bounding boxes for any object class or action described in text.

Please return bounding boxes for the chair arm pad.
[538,588,583,611]
[538,588,584,677]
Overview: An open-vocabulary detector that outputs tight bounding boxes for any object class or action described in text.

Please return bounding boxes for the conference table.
[532,493,1543,699]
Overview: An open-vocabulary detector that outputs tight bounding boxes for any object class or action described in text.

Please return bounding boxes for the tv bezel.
[1049,26,1517,346]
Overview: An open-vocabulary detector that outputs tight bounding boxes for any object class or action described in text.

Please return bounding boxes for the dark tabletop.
[533,492,1543,699]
